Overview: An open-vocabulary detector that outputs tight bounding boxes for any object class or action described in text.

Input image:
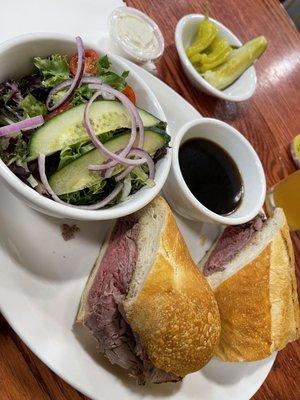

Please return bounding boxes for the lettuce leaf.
[57,129,125,170]
[0,134,28,166]
[119,175,132,202]
[0,80,23,106]
[19,74,48,102]
[51,88,68,106]
[33,54,70,88]
[59,179,106,206]
[20,94,47,117]
[72,84,94,106]
[0,80,24,123]
[131,165,154,188]
[97,55,129,91]
[58,141,94,170]
[50,84,94,108]
[98,54,111,71]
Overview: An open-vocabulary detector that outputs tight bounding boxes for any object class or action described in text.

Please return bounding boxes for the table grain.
[0,0,299,399]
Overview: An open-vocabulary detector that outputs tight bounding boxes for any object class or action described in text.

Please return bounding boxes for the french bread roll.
[199,208,300,361]
[77,196,221,382]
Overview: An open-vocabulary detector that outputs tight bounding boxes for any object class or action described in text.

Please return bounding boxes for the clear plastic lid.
[108,6,164,62]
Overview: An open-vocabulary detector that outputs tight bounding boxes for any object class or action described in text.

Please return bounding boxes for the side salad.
[0,37,169,209]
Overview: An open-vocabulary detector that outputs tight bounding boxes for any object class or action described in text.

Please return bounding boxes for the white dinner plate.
[0,49,275,400]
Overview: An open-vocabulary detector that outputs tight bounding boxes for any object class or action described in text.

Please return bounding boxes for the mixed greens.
[0,37,170,209]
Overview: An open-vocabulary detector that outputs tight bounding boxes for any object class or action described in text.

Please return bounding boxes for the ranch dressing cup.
[108,7,164,63]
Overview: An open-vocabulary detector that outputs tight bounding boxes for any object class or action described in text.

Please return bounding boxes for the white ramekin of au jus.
[163,118,266,225]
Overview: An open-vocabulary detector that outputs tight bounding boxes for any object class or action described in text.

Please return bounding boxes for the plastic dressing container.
[108,7,164,64]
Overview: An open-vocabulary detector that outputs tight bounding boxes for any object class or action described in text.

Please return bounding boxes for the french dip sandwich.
[199,208,300,361]
[77,197,221,384]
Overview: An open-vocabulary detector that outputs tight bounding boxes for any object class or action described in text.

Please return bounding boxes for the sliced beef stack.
[203,214,265,276]
[84,216,180,384]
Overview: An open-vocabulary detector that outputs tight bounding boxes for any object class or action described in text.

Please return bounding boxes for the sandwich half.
[76,196,220,384]
[199,208,300,361]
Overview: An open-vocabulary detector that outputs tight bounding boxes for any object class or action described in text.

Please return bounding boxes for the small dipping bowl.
[163,118,266,224]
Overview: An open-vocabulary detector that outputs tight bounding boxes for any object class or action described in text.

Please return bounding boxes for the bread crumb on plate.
[61,224,80,241]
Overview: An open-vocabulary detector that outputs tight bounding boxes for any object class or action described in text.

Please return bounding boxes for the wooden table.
[0,0,299,399]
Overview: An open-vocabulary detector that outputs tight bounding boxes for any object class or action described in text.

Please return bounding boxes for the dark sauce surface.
[179,138,243,215]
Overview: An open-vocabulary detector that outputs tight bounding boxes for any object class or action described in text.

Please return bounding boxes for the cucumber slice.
[28,100,164,160]
[49,128,170,196]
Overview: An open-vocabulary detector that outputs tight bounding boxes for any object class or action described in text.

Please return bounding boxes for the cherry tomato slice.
[69,49,99,76]
[44,102,71,121]
[122,85,136,105]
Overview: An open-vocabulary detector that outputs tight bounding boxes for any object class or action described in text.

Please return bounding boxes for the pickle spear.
[203,36,267,90]
[186,18,218,57]
[191,37,232,73]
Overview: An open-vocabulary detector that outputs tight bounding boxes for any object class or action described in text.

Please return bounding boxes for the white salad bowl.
[163,118,266,224]
[0,33,171,221]
[175,14,257,102]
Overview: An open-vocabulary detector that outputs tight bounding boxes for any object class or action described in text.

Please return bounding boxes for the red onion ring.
[88,84,139,158]
[46,76,102,102]
[0,115,44,137]
[101,83,144,148]
[91,83,145,178]
[115,148,155,182]
[46,37,85,112]
[87,148,144,175]
[38,154,123,210]
[88,151,146,172]
[46,79,73,100]
[83,90,144,167]
[89,82,144,149]
[86,83,145,177]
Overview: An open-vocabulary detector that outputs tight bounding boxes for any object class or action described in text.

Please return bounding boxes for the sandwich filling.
[203,214,265,276]
[84,216,180,384]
